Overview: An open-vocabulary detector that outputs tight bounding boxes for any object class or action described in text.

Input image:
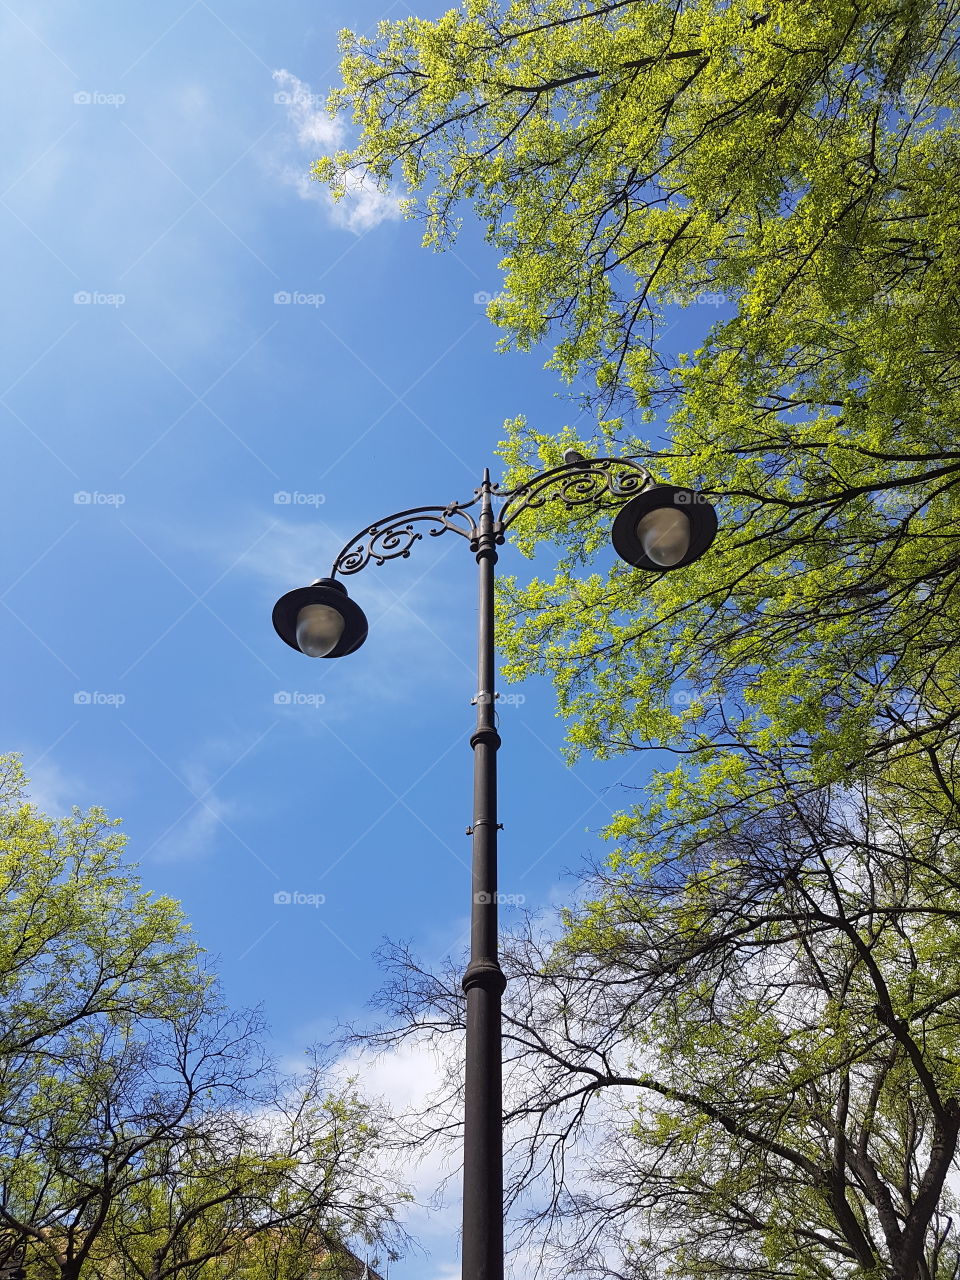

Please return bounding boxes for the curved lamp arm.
[331,500,481,577]
[329,453,655,579]
[495,452,653,532]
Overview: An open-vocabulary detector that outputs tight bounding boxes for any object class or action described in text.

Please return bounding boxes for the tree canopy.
[0,757,408,1279]
[320,0,960,823]
[319,2,960,1277]
[358,753,960,1279]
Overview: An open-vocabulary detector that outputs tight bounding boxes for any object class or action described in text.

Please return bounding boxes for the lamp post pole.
[271,453,718,1280]
[462,469,506,1280]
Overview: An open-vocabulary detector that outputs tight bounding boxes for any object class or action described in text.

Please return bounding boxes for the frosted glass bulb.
[635,507,691,567]
[296,603,346,657]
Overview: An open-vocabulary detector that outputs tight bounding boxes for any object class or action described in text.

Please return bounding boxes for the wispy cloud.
[191,511,473,714]
[335,1038,463,1254]
[147,737,252,863]
[272,69,402,234]
[333,1038,560,1278]
[153,799,225,862]
[23,753,82,818]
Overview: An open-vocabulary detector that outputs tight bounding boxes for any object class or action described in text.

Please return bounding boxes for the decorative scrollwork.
[332,503,480,577]
[328,457,655,579]
[496,456,652,531]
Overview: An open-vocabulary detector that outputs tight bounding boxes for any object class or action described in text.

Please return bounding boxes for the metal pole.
[461,469,505,1280]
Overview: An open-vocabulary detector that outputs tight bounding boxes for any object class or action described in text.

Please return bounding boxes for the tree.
[0,757,408,1277]
[0,1000,264,1280]
[317,5,960,1275]
[318,0,960,815]
[99,1061,408,1280]
[0,755,200,1058]
[356,754,960,1279]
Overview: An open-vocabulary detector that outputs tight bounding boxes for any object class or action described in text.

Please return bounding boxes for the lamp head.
[611,486,718,571]
[272,577,368,658]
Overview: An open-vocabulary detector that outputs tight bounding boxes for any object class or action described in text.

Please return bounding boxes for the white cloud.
[150,739,244,862]
[271,69,402,234]
[341,1037,457,1118]
[152,800,225,863]
[332,1036,582,1277]
[22,755,83,818]
[336,1038,463,1261]
[273,69,343,150]
[327,169,404,234]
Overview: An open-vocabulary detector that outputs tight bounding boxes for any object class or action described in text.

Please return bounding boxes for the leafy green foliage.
[318,4,960,1276]
[362,765,960,1278]
[319,0,960,829]
[0,754,200,1055]
[0,758,408,1278]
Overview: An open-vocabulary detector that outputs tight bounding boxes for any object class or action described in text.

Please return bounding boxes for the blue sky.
[0,3,719,1274]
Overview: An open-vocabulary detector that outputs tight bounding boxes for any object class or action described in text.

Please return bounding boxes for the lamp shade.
[272,578,368,658]
[296,603,346,657]
[611,486,718,571]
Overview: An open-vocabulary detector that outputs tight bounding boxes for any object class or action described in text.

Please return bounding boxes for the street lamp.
[272,578,368,658]
[272,452,717,1280]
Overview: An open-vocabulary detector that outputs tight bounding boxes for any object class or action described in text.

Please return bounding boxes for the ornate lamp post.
[272,452,718,1280]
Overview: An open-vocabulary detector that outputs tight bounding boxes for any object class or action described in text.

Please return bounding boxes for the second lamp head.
[611,485,718,571]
